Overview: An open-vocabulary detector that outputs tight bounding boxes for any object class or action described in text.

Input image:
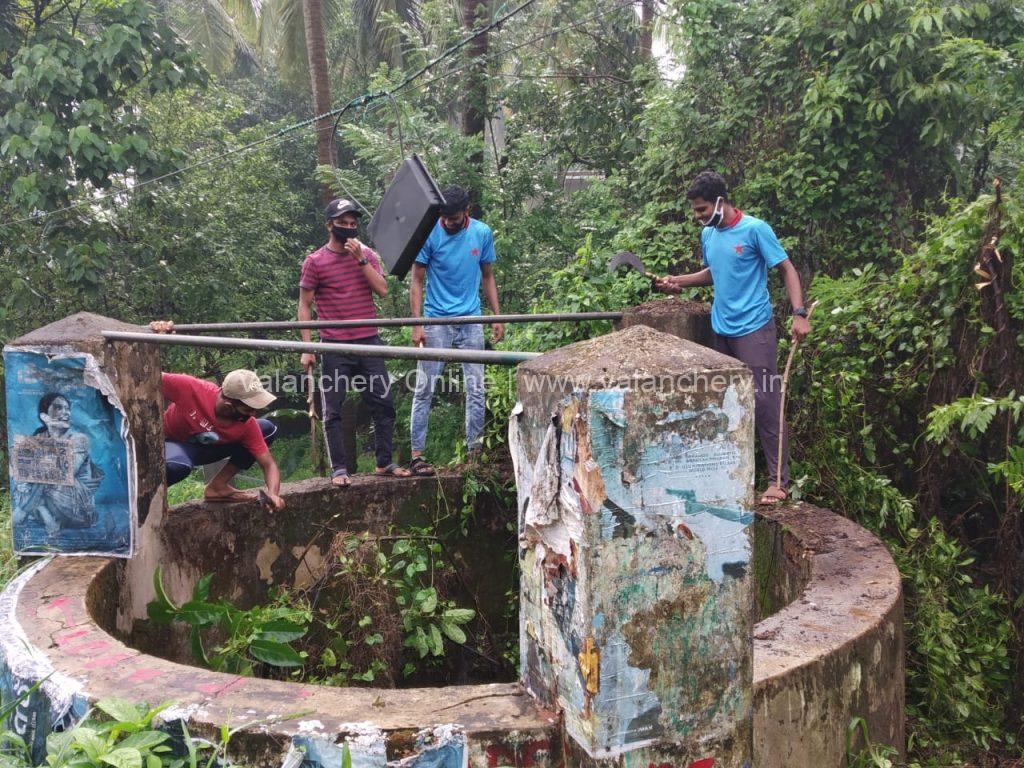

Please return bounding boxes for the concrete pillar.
[618,297,713,347]
[5,313,164,557]
[511,324,755,766]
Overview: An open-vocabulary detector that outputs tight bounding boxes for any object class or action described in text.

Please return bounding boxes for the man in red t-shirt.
[158,368,285,509]
[298,198,411,486]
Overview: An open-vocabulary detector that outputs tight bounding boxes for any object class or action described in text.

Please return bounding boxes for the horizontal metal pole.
[171,311,624,333]
[102,331,541,365]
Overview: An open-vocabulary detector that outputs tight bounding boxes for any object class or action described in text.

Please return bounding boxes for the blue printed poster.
[4,348,135,556]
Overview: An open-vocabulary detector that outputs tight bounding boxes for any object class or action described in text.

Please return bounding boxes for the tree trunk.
[640,0,654,59]
[302,0,335,201]
[461,0,487,210]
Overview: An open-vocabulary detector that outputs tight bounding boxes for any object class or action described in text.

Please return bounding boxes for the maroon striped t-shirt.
[299,244,384,341]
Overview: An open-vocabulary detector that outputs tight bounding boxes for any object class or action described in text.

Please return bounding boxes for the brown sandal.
[758,485,790,505]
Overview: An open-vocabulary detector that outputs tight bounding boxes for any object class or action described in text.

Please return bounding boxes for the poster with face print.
[4,348,135,557]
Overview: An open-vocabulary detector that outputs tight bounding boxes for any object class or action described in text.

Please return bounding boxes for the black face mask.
[332,226,358,243]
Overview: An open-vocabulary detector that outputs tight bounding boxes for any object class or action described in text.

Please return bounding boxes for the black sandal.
[409,457,436,477]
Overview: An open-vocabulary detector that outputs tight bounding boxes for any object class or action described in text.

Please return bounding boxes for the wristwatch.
[357,257,369,266]
[792,307,809,318]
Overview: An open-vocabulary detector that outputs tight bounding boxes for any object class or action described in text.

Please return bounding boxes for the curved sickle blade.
[608,250,646,274]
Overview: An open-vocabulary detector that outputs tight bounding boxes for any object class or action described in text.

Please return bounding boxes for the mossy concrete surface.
[114,472,517,670]
[753,502,905,767]
[617,297,713,347]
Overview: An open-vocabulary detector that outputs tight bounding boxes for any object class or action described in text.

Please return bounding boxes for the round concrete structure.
[1,475,903,767]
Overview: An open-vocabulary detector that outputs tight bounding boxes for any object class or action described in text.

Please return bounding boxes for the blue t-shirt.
[415,218,496,317]
[701,212,789,337]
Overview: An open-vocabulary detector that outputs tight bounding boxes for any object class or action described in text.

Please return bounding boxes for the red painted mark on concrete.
[126,668,164,683]
[64,639,114,657]
[688,759,715,768]
[54,628,91,645]
[38,596,78,627]
[196,676,247,697]
[485,739,550,767]
[84,653,135,670]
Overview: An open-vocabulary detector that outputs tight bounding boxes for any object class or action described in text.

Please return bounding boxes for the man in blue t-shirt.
[655,171,811,505]
[408,185,504,475]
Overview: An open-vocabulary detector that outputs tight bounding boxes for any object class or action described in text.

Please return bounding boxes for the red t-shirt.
[299,244,384,341]
[161,373,268,458]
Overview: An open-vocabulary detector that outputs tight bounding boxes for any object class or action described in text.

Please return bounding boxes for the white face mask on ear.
[699,196,725,227]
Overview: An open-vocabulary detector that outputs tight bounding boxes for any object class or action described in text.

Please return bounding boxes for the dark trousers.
[712,319,790,487]
[165,419,278,486]
[320,335,395,473]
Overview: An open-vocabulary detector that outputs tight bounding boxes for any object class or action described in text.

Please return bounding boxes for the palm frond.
[168,0,261,75]
[353,0,424,69]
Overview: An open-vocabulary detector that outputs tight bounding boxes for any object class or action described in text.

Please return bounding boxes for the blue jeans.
[411,323,485,453]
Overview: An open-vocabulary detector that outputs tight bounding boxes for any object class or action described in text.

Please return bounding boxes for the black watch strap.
[358,257,369,266]
[792,307,808,318]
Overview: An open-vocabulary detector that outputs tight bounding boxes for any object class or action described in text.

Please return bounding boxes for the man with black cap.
[298,198,411,486]
[408,185,503,475]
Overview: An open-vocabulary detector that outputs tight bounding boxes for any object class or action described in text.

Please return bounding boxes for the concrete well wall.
[2,484,902,767]
[113,473,518,678]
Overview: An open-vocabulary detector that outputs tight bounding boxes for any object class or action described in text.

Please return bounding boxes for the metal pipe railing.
[102,331,541,365]
[170,311,624,333]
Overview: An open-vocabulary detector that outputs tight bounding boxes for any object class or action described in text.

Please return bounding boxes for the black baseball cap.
[325,199,362,220]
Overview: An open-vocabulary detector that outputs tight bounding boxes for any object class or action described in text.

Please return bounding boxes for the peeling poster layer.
[292,723,468,768]
[3,346,137,557]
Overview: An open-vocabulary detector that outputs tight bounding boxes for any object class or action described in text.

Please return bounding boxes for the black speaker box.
[367,155,446,279]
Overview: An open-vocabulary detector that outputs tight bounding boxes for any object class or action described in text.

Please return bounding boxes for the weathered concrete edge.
[752,502,905,765]
[14,552,552,729]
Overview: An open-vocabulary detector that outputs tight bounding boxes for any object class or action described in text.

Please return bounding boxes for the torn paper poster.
[291,723,466,768]
[514,381,755,761]
[4,347,136,556]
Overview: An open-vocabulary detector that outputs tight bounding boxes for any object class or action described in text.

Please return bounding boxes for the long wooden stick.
[307,369,323,476]
[776,301,818,490]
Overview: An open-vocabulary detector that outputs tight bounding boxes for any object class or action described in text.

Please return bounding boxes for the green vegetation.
[0,495,17,591]
[149,566,311,673]
[1,0,1023,761]
[1,698,243,768]
[148,532,481,685]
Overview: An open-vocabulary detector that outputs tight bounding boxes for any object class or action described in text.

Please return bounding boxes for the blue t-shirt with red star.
[700,211,789,337]
[415,218,496,317]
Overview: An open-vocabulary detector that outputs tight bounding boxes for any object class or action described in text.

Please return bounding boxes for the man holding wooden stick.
[299,198,412,486]
[656,170,810,505]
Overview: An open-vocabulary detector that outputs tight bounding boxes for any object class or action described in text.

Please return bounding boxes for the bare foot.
[204,486,258,503]
[375,463,412,477]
